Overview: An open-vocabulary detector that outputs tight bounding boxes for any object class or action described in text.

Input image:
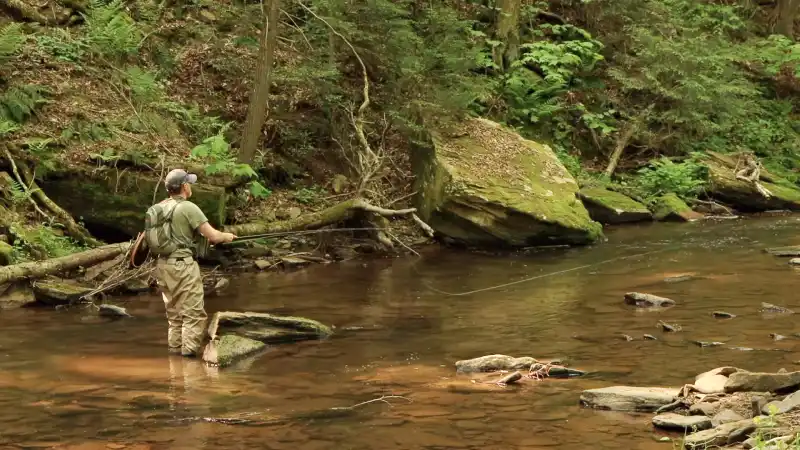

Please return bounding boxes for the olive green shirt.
[169,196,208,258]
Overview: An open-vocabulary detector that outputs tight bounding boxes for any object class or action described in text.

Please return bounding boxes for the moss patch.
[210,334,266,367]
[38,167,227,238]
[578,187,652,224]
[32,279,93,305]
[411,119,603,247]
[0,241,13,266]
[653,193,702,222]
[702,153,800,212]
[208,311,333,345]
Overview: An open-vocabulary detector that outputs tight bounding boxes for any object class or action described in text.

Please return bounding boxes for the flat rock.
[764,246,800,257]
[652,193,703,222]
[652,413,712,431]
[689,402,719,416]
[694,374,730,394]
[202,334,266,368]
[207,311,333,344]
[762,390,800,415]
[711,408,746,427]
[725,370,800,394]
[624,292,676,308]
[790,258,800,265]
[712,311,736,319]
[455,355,537,373]
[97,304,132,318]
[682,418,757,449]
[32,279,93,306]
[760,302,795,314]
[577,187,653,224]
[579,386,680,412]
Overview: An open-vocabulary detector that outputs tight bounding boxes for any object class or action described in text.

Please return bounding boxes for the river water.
[2,215,800,449]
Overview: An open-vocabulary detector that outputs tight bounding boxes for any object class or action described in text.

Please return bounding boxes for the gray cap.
[164,169,198,190]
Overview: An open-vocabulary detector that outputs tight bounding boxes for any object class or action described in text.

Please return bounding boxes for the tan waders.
[156,256,207,357]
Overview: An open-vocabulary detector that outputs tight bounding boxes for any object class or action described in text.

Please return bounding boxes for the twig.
[386,230,419,257]
[341,395,411,410]
[2,147,51,220]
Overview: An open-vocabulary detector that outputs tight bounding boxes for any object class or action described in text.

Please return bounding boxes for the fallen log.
[0,242,131,285]
[225,198,434,237]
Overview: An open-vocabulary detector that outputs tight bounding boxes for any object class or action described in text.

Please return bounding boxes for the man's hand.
[220,232,237,243]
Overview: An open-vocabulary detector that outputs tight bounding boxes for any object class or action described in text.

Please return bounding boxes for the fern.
[83,0,142,59]
[124,66,162,105]
[8,179,30,206]
[0,23,25,60]
[0,119,19,136]
[0,85,49,124]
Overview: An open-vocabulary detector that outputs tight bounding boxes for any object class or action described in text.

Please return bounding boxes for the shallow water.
[3,215,800,449]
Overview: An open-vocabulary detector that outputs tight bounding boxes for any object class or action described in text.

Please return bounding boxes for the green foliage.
[159,101,228,141]
[35,29,87,63]
[293,186,324,205]
[190,131,256,178]
[7,178,31,207]
[0,85,49,124]
[0,23,25,61]
[82,0,142,59]
[24,138,59,177]
[745,34,800,78]
[19,225,85,258]
[631,156,709,201]
[124,66,162,104]
[248,181,272,199]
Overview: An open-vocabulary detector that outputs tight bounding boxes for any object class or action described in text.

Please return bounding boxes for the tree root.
[225,198,433,242]
[0,242,131,285]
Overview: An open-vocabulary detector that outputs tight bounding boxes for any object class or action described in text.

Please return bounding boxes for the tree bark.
[0,242,131,285]
[494,0,521,71]
[774,0,800,38]
[604,121,637,178]
[237,0,281,164]
[224,198,429,237]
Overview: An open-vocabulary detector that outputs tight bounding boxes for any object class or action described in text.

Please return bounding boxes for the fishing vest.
[143,197,192,257]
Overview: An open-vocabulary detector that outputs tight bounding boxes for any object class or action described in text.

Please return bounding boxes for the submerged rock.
[97,304,132,318]
[203,334,266,367]
[207,311,333,344]
[682,418,757,449]
[760,302,795,314]
[577,187,653,224]
[644,334,658,340]
[652,413,712,431]
[410,118,603,248]
[455,355,537,373]
[725,370,800,394]
[624,292,676,308]
[712,311,736,319]
[652,193,703,222]
[691,340,725,348]
[771,333,789,341]
[765,246,800,257]
[702,152,800,212]
[32,279,93,306]
[579,386,680,412]
[658,321,681,332]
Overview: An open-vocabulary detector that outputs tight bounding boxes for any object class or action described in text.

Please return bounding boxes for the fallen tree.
[225,198,434,238]
[0,242,131,285]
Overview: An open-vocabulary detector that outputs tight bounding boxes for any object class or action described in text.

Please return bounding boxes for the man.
[148,169,236,357]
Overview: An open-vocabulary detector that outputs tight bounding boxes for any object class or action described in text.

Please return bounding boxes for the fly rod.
[218,227,391,244]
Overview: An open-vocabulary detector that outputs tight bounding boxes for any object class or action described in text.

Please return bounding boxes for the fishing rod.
[218,227,391,245]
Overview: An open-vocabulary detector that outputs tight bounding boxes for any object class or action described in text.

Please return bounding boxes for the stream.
[2,214,800,449]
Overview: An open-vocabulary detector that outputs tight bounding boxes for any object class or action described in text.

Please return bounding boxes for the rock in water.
[760,302,795,314]
[712,311,736,319]
[790,258,800,265]
[207,311,333,344]
[579,386,680,412]
[652,413,712,431]
[691,340,725,348]
[771,333,789,341]
[410,118,603,248]
[624,292,676,308]
[203,335,266,368]
[495,371,522,385]
[577,187,653,224]
[658,321,681,332]
[455,355,537,373]
[643,334,658,340]
[724,370,800,393]
[652,193,703,222]
[682,418,758,449]
[765,247,800,257]
[32,279,93,306]
[97,304,131,318]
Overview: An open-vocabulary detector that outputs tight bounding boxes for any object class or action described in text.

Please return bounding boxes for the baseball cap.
[164,169,198,190]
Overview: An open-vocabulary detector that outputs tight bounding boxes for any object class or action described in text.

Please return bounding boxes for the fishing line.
[221,227,390,244]
[418,246,681,297]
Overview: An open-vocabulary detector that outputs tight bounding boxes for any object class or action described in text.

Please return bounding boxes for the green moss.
[0,241,12,266]
[579,187,650,213]
[32,279,93,305]
[652,193,694,221]
[703,154,800,211]
[213,334,266,367]
[39,168,227,237]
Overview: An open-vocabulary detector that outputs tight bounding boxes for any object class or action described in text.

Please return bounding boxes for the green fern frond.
[83,0,142,59]
[0,85,50,124]
[0,23,25,59]
[124,66,162,105]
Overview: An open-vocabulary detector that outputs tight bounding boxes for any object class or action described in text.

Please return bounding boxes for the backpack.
[143,198,190,257]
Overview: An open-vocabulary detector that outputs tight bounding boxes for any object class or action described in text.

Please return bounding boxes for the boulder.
[579,386,680,412]
[577,187,652,224]
[207,311,333,344]
[39,168,227,238]
[703,152,800,212]
[624,292,676,308]
[689,402,719,417]
[202,334,266,368]
[760,302,795,314]
[32,279,93,306]
[725,370,800,394]
[711,409,746,427]
[694,367,739,394]
[455,355,537,373]
[682,418,757,449]
[97,303,132,318]
[652,413,712,431]
[411,119,603,248]
[762,391,800,415]
[652,193,703,222]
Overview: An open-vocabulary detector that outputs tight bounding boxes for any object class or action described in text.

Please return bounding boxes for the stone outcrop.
[577,187,652,224]
[39,167,227,238]
[702,152,800,212]
[411,119,603,248]
[579,386,680,412]
[725,370,800,394]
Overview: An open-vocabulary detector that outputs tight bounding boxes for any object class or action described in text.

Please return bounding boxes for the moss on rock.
[204,334,266,367]
[0,241,13,266]
[411,119,603,247]
[38,168,227,238]
[208,311,333,344]
[32,279,93,305]
[703,152,800,212]
[653,193,703,222]
[578,187,653,224]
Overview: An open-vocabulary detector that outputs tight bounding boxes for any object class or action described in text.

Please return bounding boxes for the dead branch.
[2,147,51,220]
[18,163,103,247]
[0,242,131,285]
[496,371,522,385]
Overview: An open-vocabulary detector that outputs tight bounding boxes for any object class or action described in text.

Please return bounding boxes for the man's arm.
[198,222,237,244]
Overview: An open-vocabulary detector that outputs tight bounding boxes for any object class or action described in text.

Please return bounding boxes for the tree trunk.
[237,0,281,164]
[225,198,432,237]
[0,242,131,285]
[604,121,637,178]
[774,0,800,38]
[493,0,521,71]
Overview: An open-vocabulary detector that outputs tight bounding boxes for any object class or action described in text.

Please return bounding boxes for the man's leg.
[175,260,207,357]
[157,260,183,354]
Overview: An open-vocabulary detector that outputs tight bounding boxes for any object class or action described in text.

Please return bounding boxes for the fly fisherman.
[144,169,237,358]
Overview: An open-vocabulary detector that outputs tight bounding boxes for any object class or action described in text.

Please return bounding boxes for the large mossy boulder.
[702,152,800,212]
[38,168,227,238]
[207,311,333,344]
[577,187,652,224]
[411,119,603,247]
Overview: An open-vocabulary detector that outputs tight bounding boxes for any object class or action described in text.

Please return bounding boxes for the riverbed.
[2,215,800,449]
